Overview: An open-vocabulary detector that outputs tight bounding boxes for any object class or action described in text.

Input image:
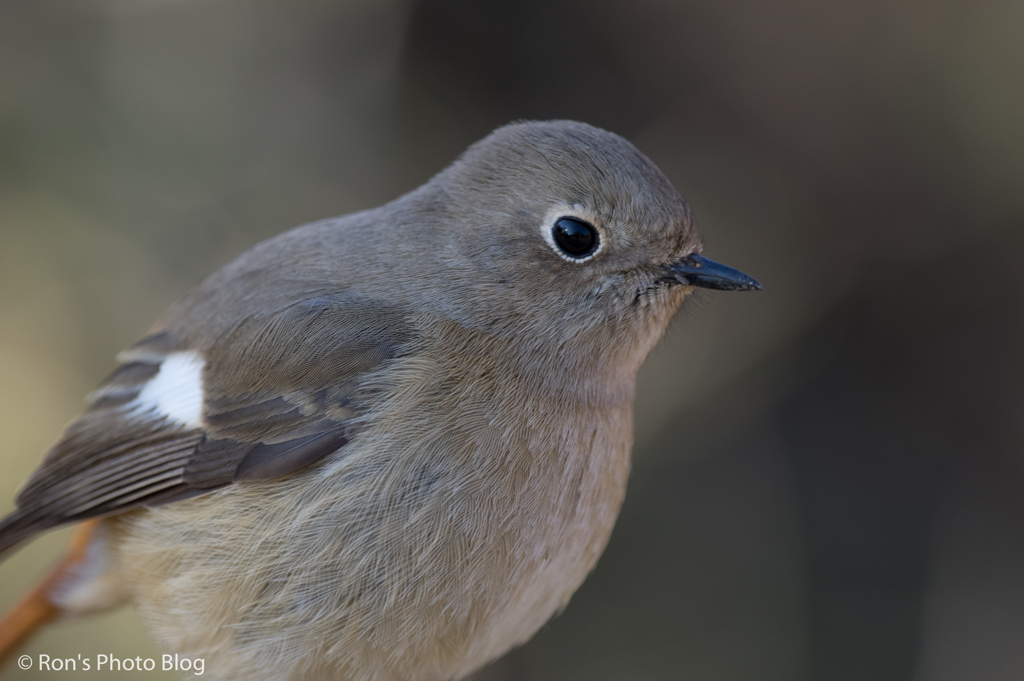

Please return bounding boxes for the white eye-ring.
[541,206,606,263]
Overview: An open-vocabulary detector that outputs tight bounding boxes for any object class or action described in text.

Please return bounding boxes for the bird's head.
[408,121,759,371]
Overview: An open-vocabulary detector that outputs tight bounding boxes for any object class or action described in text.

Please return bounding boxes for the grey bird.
[0,120,760,680]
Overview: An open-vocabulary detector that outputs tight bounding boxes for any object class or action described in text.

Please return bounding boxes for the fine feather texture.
[0,120,758,681]
[1,296,415,555]
[129,352,205,428]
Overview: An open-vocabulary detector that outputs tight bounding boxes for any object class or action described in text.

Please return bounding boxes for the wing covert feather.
[0,295,415,554]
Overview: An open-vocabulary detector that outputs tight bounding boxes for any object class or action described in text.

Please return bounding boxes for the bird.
[0,120,760,680]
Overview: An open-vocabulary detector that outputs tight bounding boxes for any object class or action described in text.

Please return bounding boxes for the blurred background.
[1,0,1022,679]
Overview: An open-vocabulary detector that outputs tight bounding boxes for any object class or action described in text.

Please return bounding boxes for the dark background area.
[1,1,1022,679]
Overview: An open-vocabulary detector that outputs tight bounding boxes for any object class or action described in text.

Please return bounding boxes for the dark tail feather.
[0,507,59,559]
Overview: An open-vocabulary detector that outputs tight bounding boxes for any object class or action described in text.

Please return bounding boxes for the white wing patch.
[129,352,205,429]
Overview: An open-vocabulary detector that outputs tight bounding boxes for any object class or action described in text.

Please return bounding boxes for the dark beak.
[667,254,762,291]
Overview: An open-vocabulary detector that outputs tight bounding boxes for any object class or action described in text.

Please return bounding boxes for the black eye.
[552,217,599,259]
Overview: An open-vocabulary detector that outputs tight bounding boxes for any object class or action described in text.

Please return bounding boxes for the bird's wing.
[0,295,415,554]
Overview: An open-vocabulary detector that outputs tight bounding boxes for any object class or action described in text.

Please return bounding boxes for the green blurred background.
[1,0,1022,679]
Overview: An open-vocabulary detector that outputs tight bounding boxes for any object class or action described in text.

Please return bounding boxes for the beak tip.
[670,254,763,292]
